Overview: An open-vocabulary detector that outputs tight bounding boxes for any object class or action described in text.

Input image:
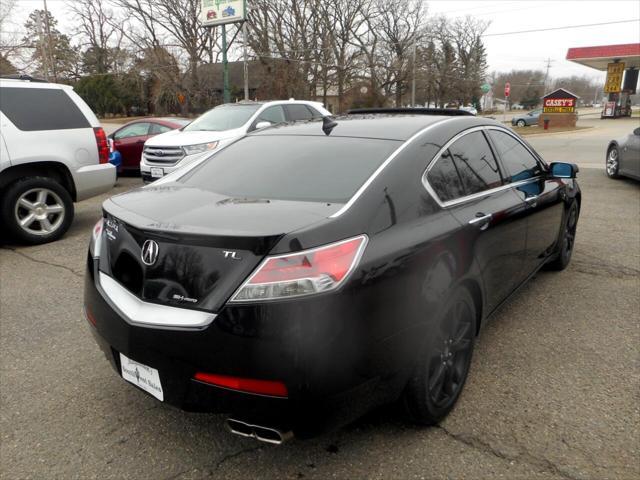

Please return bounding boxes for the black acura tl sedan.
[84,110,581,443]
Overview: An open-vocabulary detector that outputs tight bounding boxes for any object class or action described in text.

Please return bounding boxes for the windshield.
[183,105,260,132]
[178,135,401,203]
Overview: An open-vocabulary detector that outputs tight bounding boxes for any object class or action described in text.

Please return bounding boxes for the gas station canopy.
[566,43,640,70]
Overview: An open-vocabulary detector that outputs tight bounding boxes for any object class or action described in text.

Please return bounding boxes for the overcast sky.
[7,0,640,83]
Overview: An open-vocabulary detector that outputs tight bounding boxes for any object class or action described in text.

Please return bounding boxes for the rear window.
[0,87,90,131]
[179,135,400,203]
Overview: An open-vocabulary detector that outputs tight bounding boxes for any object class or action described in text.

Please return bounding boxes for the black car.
[84,112,581,443]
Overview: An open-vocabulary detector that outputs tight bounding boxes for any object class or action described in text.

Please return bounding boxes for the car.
[459,105,477,115]
[140,99,331,183]
[606,127,640,180]
[84,110,581,443]
[511,109,541,127]
[0,76,116,244]
[108,117,190,174]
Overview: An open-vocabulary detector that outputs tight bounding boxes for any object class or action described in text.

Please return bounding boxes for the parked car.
[511,109,541,127]
[606,127,640,180]
[108,117,190,174]
[459,105,478,115]
[85,111,581,443]
[0,76,115,244]
[140,100,331,182]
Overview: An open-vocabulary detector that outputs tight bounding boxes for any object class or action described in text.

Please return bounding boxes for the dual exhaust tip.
[226,418,293,445]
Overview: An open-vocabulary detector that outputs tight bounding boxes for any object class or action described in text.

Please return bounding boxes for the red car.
[108,117,190,173]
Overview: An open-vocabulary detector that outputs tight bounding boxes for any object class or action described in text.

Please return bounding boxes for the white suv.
[0,77,116,244]
[140,100,331,182]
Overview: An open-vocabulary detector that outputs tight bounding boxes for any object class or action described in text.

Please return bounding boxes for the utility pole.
[35,10,49,81]
[42,0,57,82]
[242,21,249,100]
[221,24,230,103]
[543,57,554,92]
[411,40,417,107]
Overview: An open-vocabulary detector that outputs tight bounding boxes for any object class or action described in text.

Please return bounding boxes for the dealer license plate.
[120,353,164,401]
[150,167,164,178]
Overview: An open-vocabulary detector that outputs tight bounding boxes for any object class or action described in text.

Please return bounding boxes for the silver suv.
[141,100,331,182]
[0,77,116,244]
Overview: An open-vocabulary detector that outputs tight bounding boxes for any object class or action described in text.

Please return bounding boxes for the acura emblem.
[141,239,159,266]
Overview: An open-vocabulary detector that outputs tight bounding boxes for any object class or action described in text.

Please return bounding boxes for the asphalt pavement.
[1,118,639,480]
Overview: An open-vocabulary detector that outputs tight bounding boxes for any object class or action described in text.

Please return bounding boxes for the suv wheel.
[1,177,74,245]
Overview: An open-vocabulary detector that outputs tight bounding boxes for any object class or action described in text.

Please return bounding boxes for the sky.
[5,0,640,83]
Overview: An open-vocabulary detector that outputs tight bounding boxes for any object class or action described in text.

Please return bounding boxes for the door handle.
[524,195,538,207]
[469,213,492,230]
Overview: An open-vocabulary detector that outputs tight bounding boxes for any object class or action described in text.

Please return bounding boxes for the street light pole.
[242,21,249,100]
[411,40,416,107]
[221,23,230,103]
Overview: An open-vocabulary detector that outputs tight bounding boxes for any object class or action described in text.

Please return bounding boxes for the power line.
[483,19,640,37]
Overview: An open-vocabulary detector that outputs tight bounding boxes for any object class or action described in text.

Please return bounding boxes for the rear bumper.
[74,163,116,201]
[83,256,417,436]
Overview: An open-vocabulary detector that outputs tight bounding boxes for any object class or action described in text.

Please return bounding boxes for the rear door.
[113,122,151,169]
[486,128,564,273]
[425,129,528,314]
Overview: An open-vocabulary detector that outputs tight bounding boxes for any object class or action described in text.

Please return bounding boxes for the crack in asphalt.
[159,445,262,480]
[214,445,263,470]
[435,425,588,480]
[1,247,83,278]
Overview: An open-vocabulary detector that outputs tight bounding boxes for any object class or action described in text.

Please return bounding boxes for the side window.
[427,150,466,202]
[256,106,286,124]
[0,87,90,131]
[114,122,151,139]
[149,123,173,135]
[488,130,542,182]
[448,131,503,195]
[286,104,314,121]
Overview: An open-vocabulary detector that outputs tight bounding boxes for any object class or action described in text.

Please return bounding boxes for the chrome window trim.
[329,118,451,218]
[422,125,544,209]
[98,272,216,328]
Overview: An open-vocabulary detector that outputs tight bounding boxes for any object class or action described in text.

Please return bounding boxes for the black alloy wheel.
[402,288,476,425]
[546,201,579,271]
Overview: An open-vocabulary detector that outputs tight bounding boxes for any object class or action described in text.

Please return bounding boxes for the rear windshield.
[178,135,400,203]
[0,87,90,131]
[183,104,260,132]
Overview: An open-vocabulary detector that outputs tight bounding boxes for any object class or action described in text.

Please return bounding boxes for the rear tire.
[402,287,476,425]
[545,201,579,271]
[0,176,74,245]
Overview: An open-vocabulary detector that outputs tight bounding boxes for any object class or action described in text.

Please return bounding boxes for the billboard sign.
[604,62,625,93]
[543,97,576,114]
[200,0,246,27]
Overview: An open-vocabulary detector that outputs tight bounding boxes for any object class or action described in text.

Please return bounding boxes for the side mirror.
[634,127,640,136]
[255,121,272,130]
[549,162,579,179]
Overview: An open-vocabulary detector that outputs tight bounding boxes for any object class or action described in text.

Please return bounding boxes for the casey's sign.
[543,97,575,113]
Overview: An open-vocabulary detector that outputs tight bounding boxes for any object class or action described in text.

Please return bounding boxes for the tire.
[402,287,477,425]
[0,176,74,245]
[606,145,620,178]
[545,201,579,271]
[516,120,526,127]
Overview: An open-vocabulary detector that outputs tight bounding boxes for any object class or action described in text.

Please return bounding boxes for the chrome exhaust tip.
[225,418,293,445]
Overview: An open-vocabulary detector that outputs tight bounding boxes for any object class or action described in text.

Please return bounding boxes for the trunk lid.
[99,183,341,312]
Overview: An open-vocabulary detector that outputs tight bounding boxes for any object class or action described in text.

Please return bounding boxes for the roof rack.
[0,74,48,83]
[347,107,473,116]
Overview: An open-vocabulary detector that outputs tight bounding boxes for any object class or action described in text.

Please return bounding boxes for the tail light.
[230,235,367,302]
[194,372,288,397]
[93,127,109,164]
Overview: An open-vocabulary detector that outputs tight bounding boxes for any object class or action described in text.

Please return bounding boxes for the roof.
[566,43,640,70]
[251,115,472,141]
[542,88,580,99]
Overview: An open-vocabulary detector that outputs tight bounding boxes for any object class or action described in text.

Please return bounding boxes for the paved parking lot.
[1,118,639,479]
